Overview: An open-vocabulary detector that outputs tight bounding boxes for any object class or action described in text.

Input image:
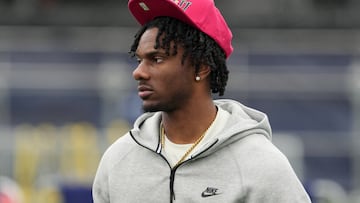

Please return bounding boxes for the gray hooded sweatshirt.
[93,99,311,203]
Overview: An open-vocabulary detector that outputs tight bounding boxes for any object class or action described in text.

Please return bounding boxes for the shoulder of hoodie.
[97,112,161,171]
[228,133,298,182]
[229,134,309,200]
[97,131,138,172]
[92,131,136,201]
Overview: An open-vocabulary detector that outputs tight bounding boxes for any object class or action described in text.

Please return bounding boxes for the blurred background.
[0,0,359,202]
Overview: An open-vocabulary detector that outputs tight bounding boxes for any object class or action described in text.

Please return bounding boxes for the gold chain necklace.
[160,120,214,168]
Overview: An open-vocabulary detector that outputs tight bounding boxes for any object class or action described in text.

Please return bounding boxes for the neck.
[161,100,217,144]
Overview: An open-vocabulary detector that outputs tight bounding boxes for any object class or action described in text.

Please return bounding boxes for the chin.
[142,103,160,113]
[142,107,157,113]
[142,101,175,113]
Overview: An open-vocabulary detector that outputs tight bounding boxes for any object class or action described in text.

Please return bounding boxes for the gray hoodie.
[93,99,311,203]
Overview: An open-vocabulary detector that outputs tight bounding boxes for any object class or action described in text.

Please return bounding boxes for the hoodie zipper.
[130,131,219,203]
[168,139,219,203]
[169,168,177,203]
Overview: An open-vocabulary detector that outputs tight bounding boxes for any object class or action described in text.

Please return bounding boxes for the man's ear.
[196,64,211,79]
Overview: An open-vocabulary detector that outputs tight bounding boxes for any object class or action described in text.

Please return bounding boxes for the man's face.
[133,27,195,112]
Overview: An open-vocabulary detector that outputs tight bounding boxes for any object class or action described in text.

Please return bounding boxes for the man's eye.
[154,57,163,63]
[136,58,142,64]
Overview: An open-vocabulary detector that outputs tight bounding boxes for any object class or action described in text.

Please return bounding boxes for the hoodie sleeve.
[238,134,311,203]
[92,149,110,203]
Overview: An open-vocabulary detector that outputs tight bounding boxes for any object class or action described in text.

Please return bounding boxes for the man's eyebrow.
[136,50,166,58]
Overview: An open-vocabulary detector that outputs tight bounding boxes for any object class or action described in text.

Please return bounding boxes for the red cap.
[128,0,233,58]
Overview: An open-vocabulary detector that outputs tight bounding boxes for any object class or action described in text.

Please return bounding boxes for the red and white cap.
[128,0,233,58]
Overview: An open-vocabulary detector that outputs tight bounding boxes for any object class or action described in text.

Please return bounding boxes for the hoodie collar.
[130,99,272,153]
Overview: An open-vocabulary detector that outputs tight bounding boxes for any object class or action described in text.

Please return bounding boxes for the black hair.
[129,16,229,96]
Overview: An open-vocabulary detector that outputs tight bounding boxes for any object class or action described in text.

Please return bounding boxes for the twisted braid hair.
[129,16,229,96]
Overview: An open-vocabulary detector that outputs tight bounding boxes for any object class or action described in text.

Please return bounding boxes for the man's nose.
[132,61,149,81]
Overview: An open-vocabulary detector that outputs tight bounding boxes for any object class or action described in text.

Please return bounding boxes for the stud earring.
[195,76,201,81]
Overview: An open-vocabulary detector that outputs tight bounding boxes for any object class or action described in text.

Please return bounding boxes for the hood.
[129,99,272,154]
[130,111,162,152]
[212,99,272,148]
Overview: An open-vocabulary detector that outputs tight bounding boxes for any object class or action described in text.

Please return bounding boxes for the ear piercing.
[195,76,201,81]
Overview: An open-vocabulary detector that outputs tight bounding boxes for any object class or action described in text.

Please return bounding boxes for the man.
[93,0,312,202]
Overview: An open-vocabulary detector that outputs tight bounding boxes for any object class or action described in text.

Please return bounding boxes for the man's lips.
[137,85,154,99]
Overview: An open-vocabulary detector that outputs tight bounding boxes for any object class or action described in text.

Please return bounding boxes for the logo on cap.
[139,0,191,12]
[139,2,150,11]
[171,0,192,11]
